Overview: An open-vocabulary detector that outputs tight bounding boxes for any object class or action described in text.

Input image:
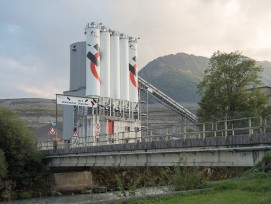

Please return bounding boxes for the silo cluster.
[85,22,139,104]
[63,22,141,144]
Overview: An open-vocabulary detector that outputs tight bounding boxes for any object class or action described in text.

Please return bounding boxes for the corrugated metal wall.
[69,42,86,91]
[63,42,87,140]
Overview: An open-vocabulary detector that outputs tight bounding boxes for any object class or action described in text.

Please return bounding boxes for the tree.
[197,51,267,121]
[0,108,42,181]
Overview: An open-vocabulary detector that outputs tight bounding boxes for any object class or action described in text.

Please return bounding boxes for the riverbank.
[0,186,197,204]
[131,171,271,203]
[0,166,247,202]
[1,169,270,204]
[3,172,271,204]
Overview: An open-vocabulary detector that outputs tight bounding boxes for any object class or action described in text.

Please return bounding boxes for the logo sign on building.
[56,94,98,108]
[48,127,57,135]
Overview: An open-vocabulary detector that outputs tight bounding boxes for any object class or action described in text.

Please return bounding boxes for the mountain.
[139,53,208,103]
[139,53,271,103]
[259,61,271,86]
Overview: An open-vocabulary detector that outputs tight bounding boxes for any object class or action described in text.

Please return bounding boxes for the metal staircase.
[138,77,198,124]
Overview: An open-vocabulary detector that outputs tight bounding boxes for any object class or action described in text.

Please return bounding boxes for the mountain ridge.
[139,52,271,103]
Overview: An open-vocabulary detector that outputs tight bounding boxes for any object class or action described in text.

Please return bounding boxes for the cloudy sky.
[1,0,271,99]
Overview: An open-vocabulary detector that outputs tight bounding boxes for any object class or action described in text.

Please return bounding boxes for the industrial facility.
[62,22,141,146]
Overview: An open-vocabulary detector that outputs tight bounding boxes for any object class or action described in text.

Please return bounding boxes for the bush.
[115,175,141,197]
[172,165,207,191]
[0,108,42,180]
[255,151,271,173]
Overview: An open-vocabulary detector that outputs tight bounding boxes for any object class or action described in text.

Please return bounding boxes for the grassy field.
[132,172,271,204]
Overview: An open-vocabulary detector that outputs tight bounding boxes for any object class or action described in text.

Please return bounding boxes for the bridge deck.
[43,134,271,167]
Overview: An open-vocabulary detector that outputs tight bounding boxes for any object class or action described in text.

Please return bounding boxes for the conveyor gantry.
[138,77,198,124]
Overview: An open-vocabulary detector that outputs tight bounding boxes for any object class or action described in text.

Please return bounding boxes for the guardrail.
[37,116,271,150]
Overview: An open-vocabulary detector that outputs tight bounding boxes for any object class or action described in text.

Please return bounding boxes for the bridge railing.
[37,116,271,150]
[37,131,145,150]
[178,116,265,139]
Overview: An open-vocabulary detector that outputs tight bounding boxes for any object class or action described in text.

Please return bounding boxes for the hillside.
[0,98,63,141]
[139,53,271,103]
[259,61,271,86]
[139,53,208,103]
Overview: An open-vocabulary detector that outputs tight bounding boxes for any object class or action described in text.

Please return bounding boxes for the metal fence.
[37,116,271,150]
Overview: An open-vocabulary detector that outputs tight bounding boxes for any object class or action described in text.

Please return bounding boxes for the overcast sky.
[1,0,271,99]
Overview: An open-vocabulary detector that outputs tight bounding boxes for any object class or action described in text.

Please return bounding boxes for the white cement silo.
[129,37,138,103]
[85,22,101,97]
[119,33,129,101]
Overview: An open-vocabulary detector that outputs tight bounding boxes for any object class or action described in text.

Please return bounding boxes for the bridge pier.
[53,171,93,193]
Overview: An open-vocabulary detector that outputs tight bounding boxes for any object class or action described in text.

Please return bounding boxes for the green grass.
[133,190,271,204]
[132,172,271,204]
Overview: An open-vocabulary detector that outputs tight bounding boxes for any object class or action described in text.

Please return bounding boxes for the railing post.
[211,122,214,137]
[202,123,206,139]
[214,122,217,137]
[264,117,267,133]
[260,117,265,133]
[184,125,187,140]
[249,118,252,136]
[53,140,57,151]
[172,126,176,136]
[224,120,228,137]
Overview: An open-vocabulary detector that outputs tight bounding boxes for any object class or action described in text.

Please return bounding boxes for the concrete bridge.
[43,133,271,168]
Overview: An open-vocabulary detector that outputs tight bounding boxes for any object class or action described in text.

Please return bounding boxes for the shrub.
[115,175,141,197]
[172,166,206,191]
[0,108,42,180]
[255,151,271,173]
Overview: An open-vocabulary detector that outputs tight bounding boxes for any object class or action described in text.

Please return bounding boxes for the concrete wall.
[54,171,93,192]
[46,146,269,167]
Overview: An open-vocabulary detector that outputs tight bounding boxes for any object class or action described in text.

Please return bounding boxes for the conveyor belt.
[138,77,198,123]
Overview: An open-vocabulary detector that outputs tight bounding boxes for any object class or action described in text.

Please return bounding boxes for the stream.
[0,186,170,204]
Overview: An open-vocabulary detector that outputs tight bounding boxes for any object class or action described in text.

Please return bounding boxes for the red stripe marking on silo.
[130,73,138,89]
[90,52,101,83]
